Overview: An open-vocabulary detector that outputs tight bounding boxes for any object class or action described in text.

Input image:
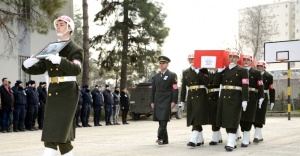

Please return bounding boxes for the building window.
[18,55,30,83]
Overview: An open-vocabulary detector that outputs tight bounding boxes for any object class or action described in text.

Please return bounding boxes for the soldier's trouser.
[104,104,112,124]
[192,125,203,132]
[86,105,91,124]
[211,122,221,131]
[80,104,88,126]
[122,109,129,123]
[253,123,263,128]
[38,105,45,129]
[240,121,252,131]
[226,128,237,133]
[13,105,26,130]
[44,141,73,155]
[27,105,38,129]
[158,120,168,142]
[112,105,120,124]
[93,106,101,125]
[75,104,81,125]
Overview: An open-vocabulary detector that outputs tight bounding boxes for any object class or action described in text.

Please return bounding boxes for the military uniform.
[151,56,178,145]
[240,67,264,125]
[207,71,222,145]
[22,40,83,153]
[180,67,209,146]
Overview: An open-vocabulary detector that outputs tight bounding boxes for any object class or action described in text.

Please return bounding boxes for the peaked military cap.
[158,56,171,63]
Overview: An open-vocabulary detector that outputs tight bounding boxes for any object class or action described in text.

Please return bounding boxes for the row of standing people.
[0,78,47,133]
[75,84,130,128]
[181,52,275,152]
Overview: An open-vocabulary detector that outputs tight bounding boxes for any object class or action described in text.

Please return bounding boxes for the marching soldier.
[180,54,209,147]
[214,51,249,151]
[22,15,83,156]
[151,56,178,145]
[207,69,223,145]
[240,54,264,147]
[253,60,275,143]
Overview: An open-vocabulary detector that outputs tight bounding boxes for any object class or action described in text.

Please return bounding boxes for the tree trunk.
[82,0,90,86]
[120,0,129,89]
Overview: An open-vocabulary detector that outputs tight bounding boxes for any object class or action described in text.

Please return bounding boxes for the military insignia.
[242,78,249,84]
[163,75,168,80]
[172,84,178,89]
[257,80,263,86]
[72,59,82,68]
[269,84,274,89]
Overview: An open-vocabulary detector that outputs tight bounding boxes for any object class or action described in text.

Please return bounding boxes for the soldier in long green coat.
[214,51,249,152]
[240,54,264,147]
[207,70,222,145]
[22,15,83,156]
[180,54,209,147]
[253,60,275,143]
[151,56,178,145]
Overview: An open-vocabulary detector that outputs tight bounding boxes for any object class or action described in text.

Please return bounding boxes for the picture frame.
[34,40,70,59]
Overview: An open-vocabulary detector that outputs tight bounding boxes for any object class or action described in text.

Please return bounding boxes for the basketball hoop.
[276,58,286,63]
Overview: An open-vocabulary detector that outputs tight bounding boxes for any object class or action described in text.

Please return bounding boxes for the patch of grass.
[292,110,300,113]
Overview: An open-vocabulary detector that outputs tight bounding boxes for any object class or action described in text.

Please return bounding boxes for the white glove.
[242,101,247,111]
[270,103,274,110]
[258,98,264,109]
[179,102,185,111]
[23,57,39,69]
[194,68,199,74]
[45,54,61,64]
[217,67,225,73]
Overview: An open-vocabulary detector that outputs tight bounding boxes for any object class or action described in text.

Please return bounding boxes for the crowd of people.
[0,78,131,134]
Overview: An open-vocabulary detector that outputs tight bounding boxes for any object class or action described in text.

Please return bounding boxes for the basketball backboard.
[264,40,300,63]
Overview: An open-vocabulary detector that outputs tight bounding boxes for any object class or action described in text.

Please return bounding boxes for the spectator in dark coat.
[120,87,130,124]
[103,85,113,125]
[81,85,92,127]
[25,80,39,131]
[91,84,103,126]
[38,82,47,130]
[0,77,14,133]
[13,80,27,132]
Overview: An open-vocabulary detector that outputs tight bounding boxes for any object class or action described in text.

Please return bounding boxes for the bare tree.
[82,0,90,85]
[238,5,278,59]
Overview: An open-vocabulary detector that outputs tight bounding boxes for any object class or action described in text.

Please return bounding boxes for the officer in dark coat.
[120,87,130,124]
[207,70,223,145]
[240,54,264,147]
[22,15,83,155]
[214,51,249,151]
[150,56,179,145]
[81,85,92,127]
[91,84,103,126]
[0,77,14,133]
[253,60,275,143]
[25,80,39,131]
[103,85,114,125]
[13,80,27,132]
[180,54,209,147]
[38,82,47,130]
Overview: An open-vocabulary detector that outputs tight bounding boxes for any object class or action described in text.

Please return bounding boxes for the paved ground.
[0,117,299,156]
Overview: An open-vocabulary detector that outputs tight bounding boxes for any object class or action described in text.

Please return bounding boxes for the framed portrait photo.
[34,40,70,59]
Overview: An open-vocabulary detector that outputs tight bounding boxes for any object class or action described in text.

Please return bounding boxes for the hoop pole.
[287,62,291,120]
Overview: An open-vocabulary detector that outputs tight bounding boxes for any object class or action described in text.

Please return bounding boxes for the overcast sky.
[75,0,276,76]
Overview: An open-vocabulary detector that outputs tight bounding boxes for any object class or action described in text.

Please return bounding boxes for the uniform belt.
[189,85,206,90]
[208,88,220,93]
[221,85,242,91]
[249,87,257,92]
[49,76,76,83]
[264,90,268,93]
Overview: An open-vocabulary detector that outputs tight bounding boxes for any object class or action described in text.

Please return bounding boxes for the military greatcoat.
[207,72,220,124]
[241,67,264,122]
[213,65,249,129]
[151,69,178,121]
[180,68,209,127]
[22,40,83,143]
[255,71,275,124]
